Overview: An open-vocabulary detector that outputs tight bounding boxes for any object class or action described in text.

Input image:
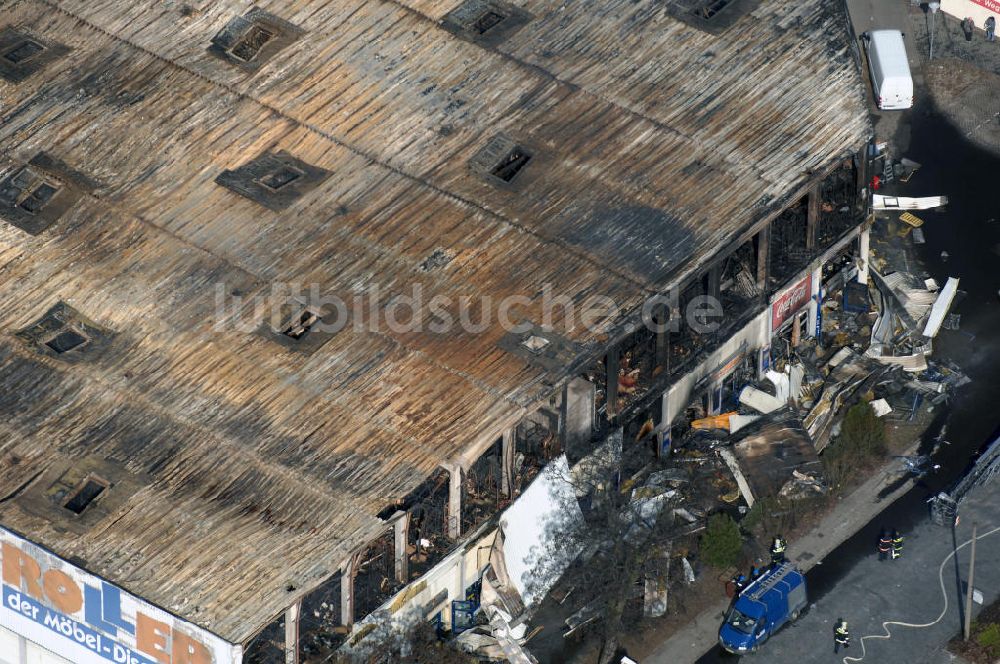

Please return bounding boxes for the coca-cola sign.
[771,274,812,331]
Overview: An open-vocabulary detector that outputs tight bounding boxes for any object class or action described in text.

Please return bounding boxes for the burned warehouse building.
[0,0,873,662]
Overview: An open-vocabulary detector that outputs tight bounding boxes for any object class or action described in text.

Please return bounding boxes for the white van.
[863,30,913,110]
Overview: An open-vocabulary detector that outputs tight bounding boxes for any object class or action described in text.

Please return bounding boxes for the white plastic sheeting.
[499,455,584,607]
[873,194,948,210]
[923,277,959,338]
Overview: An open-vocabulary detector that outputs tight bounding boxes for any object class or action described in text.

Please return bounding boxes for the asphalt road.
[709,478,1000,664]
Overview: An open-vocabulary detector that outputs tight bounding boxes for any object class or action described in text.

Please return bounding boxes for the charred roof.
[0,0,869,645]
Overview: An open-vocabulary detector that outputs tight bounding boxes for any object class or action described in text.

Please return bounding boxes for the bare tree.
[522,431,680,664]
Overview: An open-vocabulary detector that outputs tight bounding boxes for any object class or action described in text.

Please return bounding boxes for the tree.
[521,430,681,664]
[699,513,742,569]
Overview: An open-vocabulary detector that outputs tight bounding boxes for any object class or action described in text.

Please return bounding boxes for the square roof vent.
[441,0,532,47]
[209,8,303,70]
[16,302,113,362]
[0,29,69,83]
[215,150,331,211]
[660,0,762,34]
[469,134,535,188]
[0,153,92,235]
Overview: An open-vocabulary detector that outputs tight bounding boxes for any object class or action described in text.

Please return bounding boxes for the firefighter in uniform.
[877,528,892,561]
[770,535,787,565]
[891,529,904,560]
[834,618,851,653]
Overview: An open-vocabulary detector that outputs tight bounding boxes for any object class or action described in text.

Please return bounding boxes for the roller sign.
[1,527,241,664]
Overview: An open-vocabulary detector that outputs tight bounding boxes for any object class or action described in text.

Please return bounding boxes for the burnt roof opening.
[0,30,68,83]
[491,146,531,183]
[257,165,302,191]
[3,39,45,64]
[216,151,330,211]
[283,309,320,340]
[230,25,274,62]
[209,9,303,70]
[473,10,506,35]
[64,477,108,515]
[19,181,60,215]
[442,0,532,47]
[661,0,762,34]
[0,154,93,235]
[44,328,89,354]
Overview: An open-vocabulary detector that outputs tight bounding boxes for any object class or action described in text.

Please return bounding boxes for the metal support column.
[447,464,462,540]
[606,346,620,419]
[500,429,515,497]
[391,510,409,583]
[340,556,356,627]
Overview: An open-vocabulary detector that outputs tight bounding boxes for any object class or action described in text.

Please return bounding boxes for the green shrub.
[823,402,888,488]
[976,622,1000,656]
[841,402,887,457]
[700,513,742,569]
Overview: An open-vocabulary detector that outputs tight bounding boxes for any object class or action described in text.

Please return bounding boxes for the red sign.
[971,0,1000,13]
[771,274,812,331]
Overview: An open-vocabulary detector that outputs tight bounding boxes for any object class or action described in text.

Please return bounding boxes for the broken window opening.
[473,10,506,34]
[461,440,505,535]
[229,25,274,62]
[768,198,810,288]
[817,159,861,250]
[43,327,89,354]
[353,529,398,622]
[63,477,108,514]
[256,165,303,191]
[406,470,450,581]
[297,571,345,659]
[3,39,45,64]
[491,146,531,183]
[283,309,320,340]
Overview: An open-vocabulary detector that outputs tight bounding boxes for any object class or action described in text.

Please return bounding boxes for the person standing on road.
[877,528,892,561]
[771,535,787,565]
[891,529,904,560]
[834,618,851,653]
[986,16,996,42]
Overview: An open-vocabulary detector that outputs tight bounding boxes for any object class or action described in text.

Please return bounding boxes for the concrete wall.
[344,526,496,650]
[941,0,1000,28]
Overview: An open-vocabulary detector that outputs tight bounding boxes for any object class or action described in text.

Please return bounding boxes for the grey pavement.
[753,478,1000,664]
